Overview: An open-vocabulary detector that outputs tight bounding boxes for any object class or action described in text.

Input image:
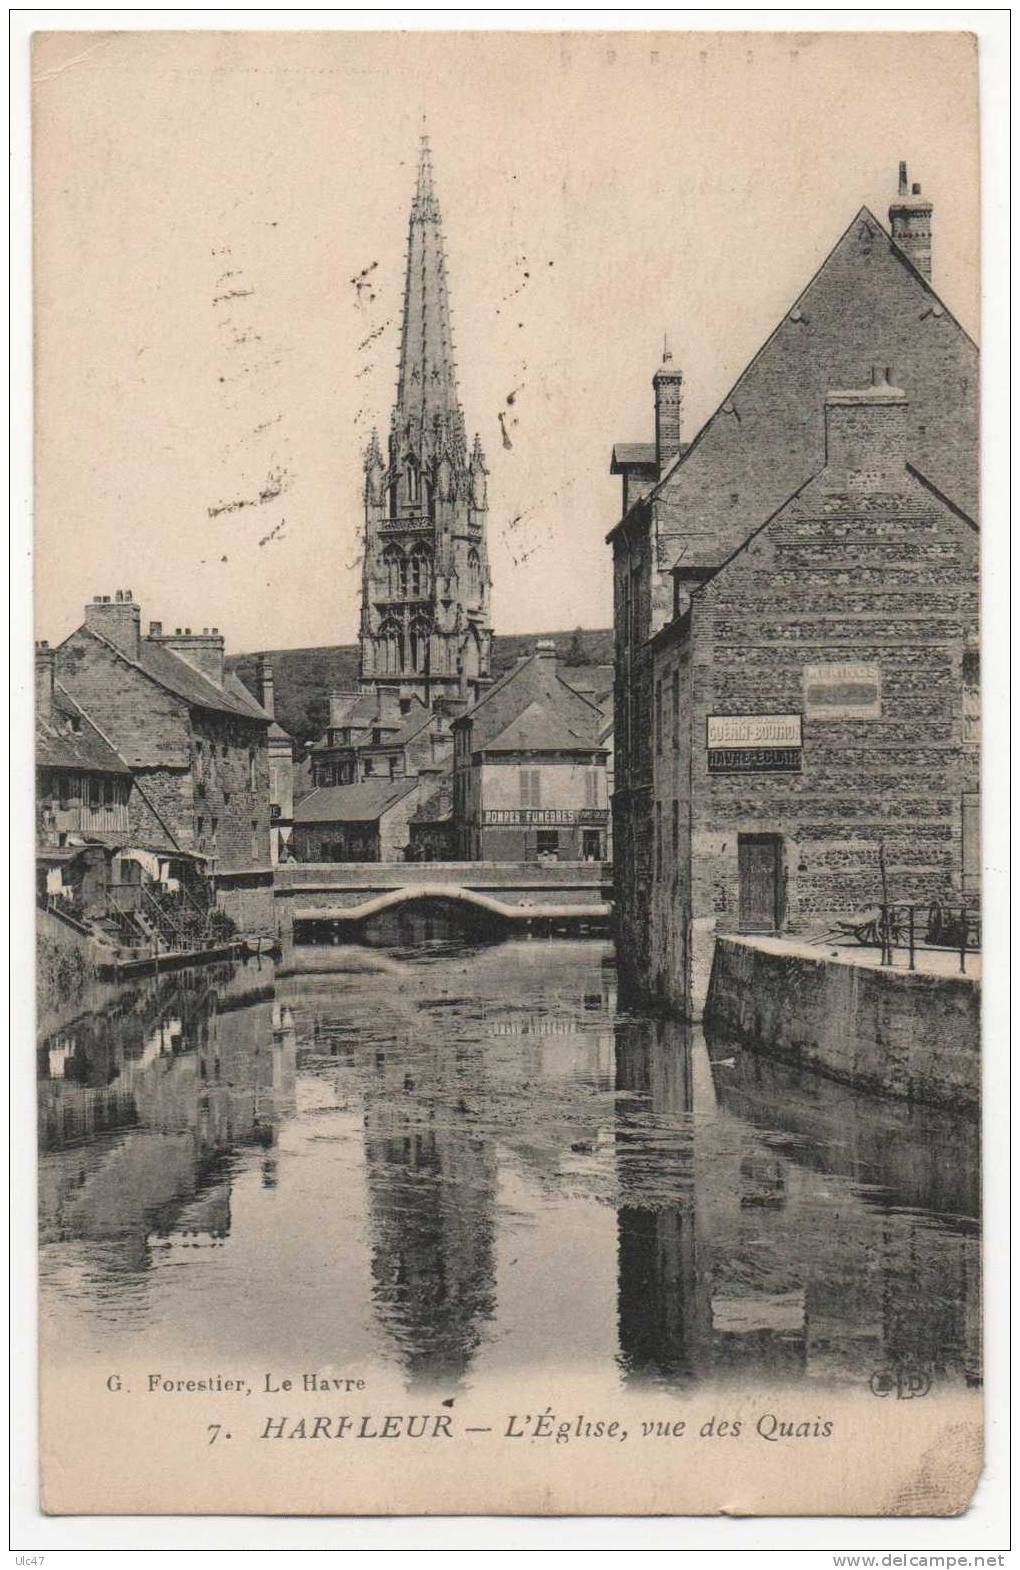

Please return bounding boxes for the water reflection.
[38,940,979,1391]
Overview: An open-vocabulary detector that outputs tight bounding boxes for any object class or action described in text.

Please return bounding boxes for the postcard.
[32,28,983,1518]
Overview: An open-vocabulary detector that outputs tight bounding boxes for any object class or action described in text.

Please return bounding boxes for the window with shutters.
[585,769,599,808]
[519,769,541,809]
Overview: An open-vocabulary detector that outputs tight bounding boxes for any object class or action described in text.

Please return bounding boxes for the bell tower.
[359,133,493,708]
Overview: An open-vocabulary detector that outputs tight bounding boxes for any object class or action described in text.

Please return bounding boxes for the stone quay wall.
[704,935,979,1110]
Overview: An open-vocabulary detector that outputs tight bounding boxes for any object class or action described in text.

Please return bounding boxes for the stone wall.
[704,935,979,1110]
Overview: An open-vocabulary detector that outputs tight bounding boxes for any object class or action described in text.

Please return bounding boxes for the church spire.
[394,133,463,451]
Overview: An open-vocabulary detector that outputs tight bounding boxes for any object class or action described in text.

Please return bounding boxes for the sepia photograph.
[15,16,1008,1543]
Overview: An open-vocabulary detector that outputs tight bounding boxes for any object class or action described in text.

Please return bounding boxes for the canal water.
[38,925,980,1394]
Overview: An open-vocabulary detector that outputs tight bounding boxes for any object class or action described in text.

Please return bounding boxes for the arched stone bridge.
[274,861,612,940]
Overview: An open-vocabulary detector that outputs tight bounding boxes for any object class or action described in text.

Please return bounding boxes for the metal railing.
[836,900,980,974]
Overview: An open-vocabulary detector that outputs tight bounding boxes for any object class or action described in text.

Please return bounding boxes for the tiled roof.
[36,688,132,775]
[293,778,418,825]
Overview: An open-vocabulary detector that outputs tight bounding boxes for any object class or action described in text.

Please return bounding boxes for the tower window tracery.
[382,544,405,599]
[409,543,433,599]
[409,616,431,673]
[379,618,405,675]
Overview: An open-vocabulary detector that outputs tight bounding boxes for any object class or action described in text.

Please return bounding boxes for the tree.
[564,627,590,667]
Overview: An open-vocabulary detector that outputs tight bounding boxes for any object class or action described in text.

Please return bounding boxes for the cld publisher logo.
[869,1366,933,1400]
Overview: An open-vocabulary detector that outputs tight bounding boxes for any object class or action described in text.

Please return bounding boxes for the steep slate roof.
[293,778,418,825]
[69,627,271,723]
[611,206,977,570]
[484,700,605,754]
[462,652,604,754]
[559,663,614,701]
[223,670,277,724]
[362,705,439,752]
[36,687,132,775]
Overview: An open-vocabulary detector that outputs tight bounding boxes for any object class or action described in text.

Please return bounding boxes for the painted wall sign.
[707,714,803,749]
[482,808,609,827]
[707,747,802,774]
[803,663,882,720]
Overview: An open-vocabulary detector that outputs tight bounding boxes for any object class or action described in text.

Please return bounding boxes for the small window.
[585,769,599,808]
[536,830,559,859]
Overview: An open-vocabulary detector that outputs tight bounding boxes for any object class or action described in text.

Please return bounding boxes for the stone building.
[452,641,610,862]
[54,591,275,935]
[608,164,978,1004]
[309,688,452,790]
[649,375,978,1014]
[359,134,492,709]
[291,778,421,863]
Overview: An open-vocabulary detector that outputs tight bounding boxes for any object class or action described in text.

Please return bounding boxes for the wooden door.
[738,835,782,933]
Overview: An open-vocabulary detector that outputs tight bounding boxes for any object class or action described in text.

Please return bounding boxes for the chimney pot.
[84,590,141,660]
[889,161,933,280]
[653,340,684,475]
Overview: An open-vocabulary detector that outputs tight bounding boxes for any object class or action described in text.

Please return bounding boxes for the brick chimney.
[35,640,55,723]
[653,336,684,475]
[824,368,908,487]
[148,624,225,687]
[256,654,275,719]
[84,589,141,661]
[889,161,933,281]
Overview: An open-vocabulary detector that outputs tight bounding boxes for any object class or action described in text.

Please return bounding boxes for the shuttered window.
[519,769,541,808]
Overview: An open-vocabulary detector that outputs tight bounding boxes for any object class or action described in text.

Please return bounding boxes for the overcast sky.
[33,29,978,654]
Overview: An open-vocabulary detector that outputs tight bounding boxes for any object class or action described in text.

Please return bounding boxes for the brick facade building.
[55,592,275,935]
[608,165,979,1007]
[649,376,978,1013]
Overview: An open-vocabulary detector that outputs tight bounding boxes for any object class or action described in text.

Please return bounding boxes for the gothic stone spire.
[394,134,463,454]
